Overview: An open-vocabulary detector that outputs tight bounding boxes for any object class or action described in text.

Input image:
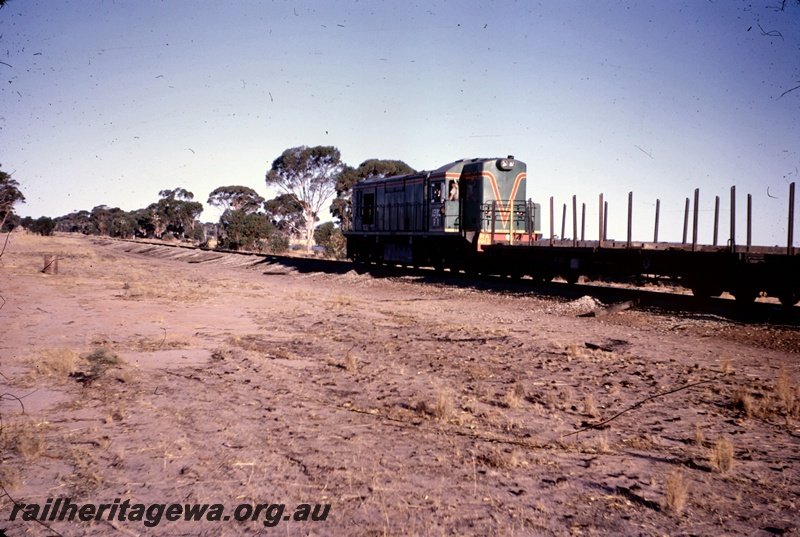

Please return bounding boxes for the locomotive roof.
[356,157,521,185]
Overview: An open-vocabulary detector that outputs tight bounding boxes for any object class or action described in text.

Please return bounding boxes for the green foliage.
[2,212,21,232]
[148,187,204,239]
[159,187,195,201]
[0,165,25,231]
[31,216,55,236]
[49,186,203,241]
[266,146,344,250]
[54,210,92,233]
[218,209,273,251]
[264,193,305,237]
[207,185,265,214]
[129,208,156,238]
[314,221,335,245]
[331,159,415,230]
[268,232,290,254]
[89,205,132,237]
[107,213,137,239]
[314,222,346,259]
[190,221,206,243]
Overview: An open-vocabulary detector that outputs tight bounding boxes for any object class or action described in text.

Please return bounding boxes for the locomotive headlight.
[497,158,515,171]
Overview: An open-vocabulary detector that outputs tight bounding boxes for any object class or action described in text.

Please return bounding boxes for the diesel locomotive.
[345,156,542,273]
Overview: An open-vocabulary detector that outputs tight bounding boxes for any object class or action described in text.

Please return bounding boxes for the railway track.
[103,237,800,326]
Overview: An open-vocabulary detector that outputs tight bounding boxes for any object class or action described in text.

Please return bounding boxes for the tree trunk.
[305,207,315,250]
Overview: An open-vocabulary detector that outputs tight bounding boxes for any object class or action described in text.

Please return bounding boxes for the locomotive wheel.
[778,293,800,307]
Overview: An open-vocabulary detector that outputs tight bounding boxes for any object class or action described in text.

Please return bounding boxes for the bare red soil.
[1,233,799,536]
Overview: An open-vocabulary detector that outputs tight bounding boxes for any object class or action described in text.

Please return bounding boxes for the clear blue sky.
[1,1,798,245]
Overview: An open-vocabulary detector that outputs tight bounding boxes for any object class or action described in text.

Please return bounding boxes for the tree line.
[0,146,416,258]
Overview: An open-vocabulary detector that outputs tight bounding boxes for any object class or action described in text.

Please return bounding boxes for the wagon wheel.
[690,284,724,300]
[530,274,551,284]
[731,286,759,304]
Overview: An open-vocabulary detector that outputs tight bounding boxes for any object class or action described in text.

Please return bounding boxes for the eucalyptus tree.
[265,146,343,250]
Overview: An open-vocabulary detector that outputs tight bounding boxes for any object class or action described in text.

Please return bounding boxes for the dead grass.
[479,447,523,469]
[582,393,600,418]
[710,437,734,473]
[732,373,800,421]
[732,387,770,419]
[434,389,454,420]
[30,348,80,377]
[120,274,218,303]
[132,333,192,351]
[345,348,358,372]
[775,366,800,418]
[225,334,272,353]
[596,433,611,453]
[332,294,354,308]
[0,466,22,490]
[1,420,48,460]
[693,424,705,446]
[504,383,525,408]
[664,469,690,514]
[85,348,124,375]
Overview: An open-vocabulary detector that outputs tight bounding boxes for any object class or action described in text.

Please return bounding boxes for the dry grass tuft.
[479,447,523,469]
[211,347,236,361]
[732,388,762,418]
[345,349,358,372]
[775,366,800,418]
[504,383,525,408]
[560,386,574,406]
[1,421,48,460]
[566,341,585,360]
[84,348,124,375]
[0,466,21,490]
[332,294,353,308]
[133,334,191,351]
[693,424,705,446]
[596,433,611,453]
[710,437,734,473]
[664,469,690,514]
[33,348,80,377]
[413,399,430,416]
[434,389,454,421]
[225,334,272,353]
[582,394,600,418]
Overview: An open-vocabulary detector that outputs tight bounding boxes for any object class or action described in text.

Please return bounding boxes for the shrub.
[268,232,290,254]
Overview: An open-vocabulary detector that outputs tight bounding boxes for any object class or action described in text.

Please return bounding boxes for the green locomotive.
[345,156,542,272]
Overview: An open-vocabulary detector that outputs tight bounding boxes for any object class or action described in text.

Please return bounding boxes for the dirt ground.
[1,232,799,536]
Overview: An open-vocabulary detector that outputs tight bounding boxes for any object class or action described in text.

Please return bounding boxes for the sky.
[1,0,799,245]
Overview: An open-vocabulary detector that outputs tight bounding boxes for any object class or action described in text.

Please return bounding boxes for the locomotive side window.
[431,182,444,203]
[448,180,459,201]
[363,192,375,226]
